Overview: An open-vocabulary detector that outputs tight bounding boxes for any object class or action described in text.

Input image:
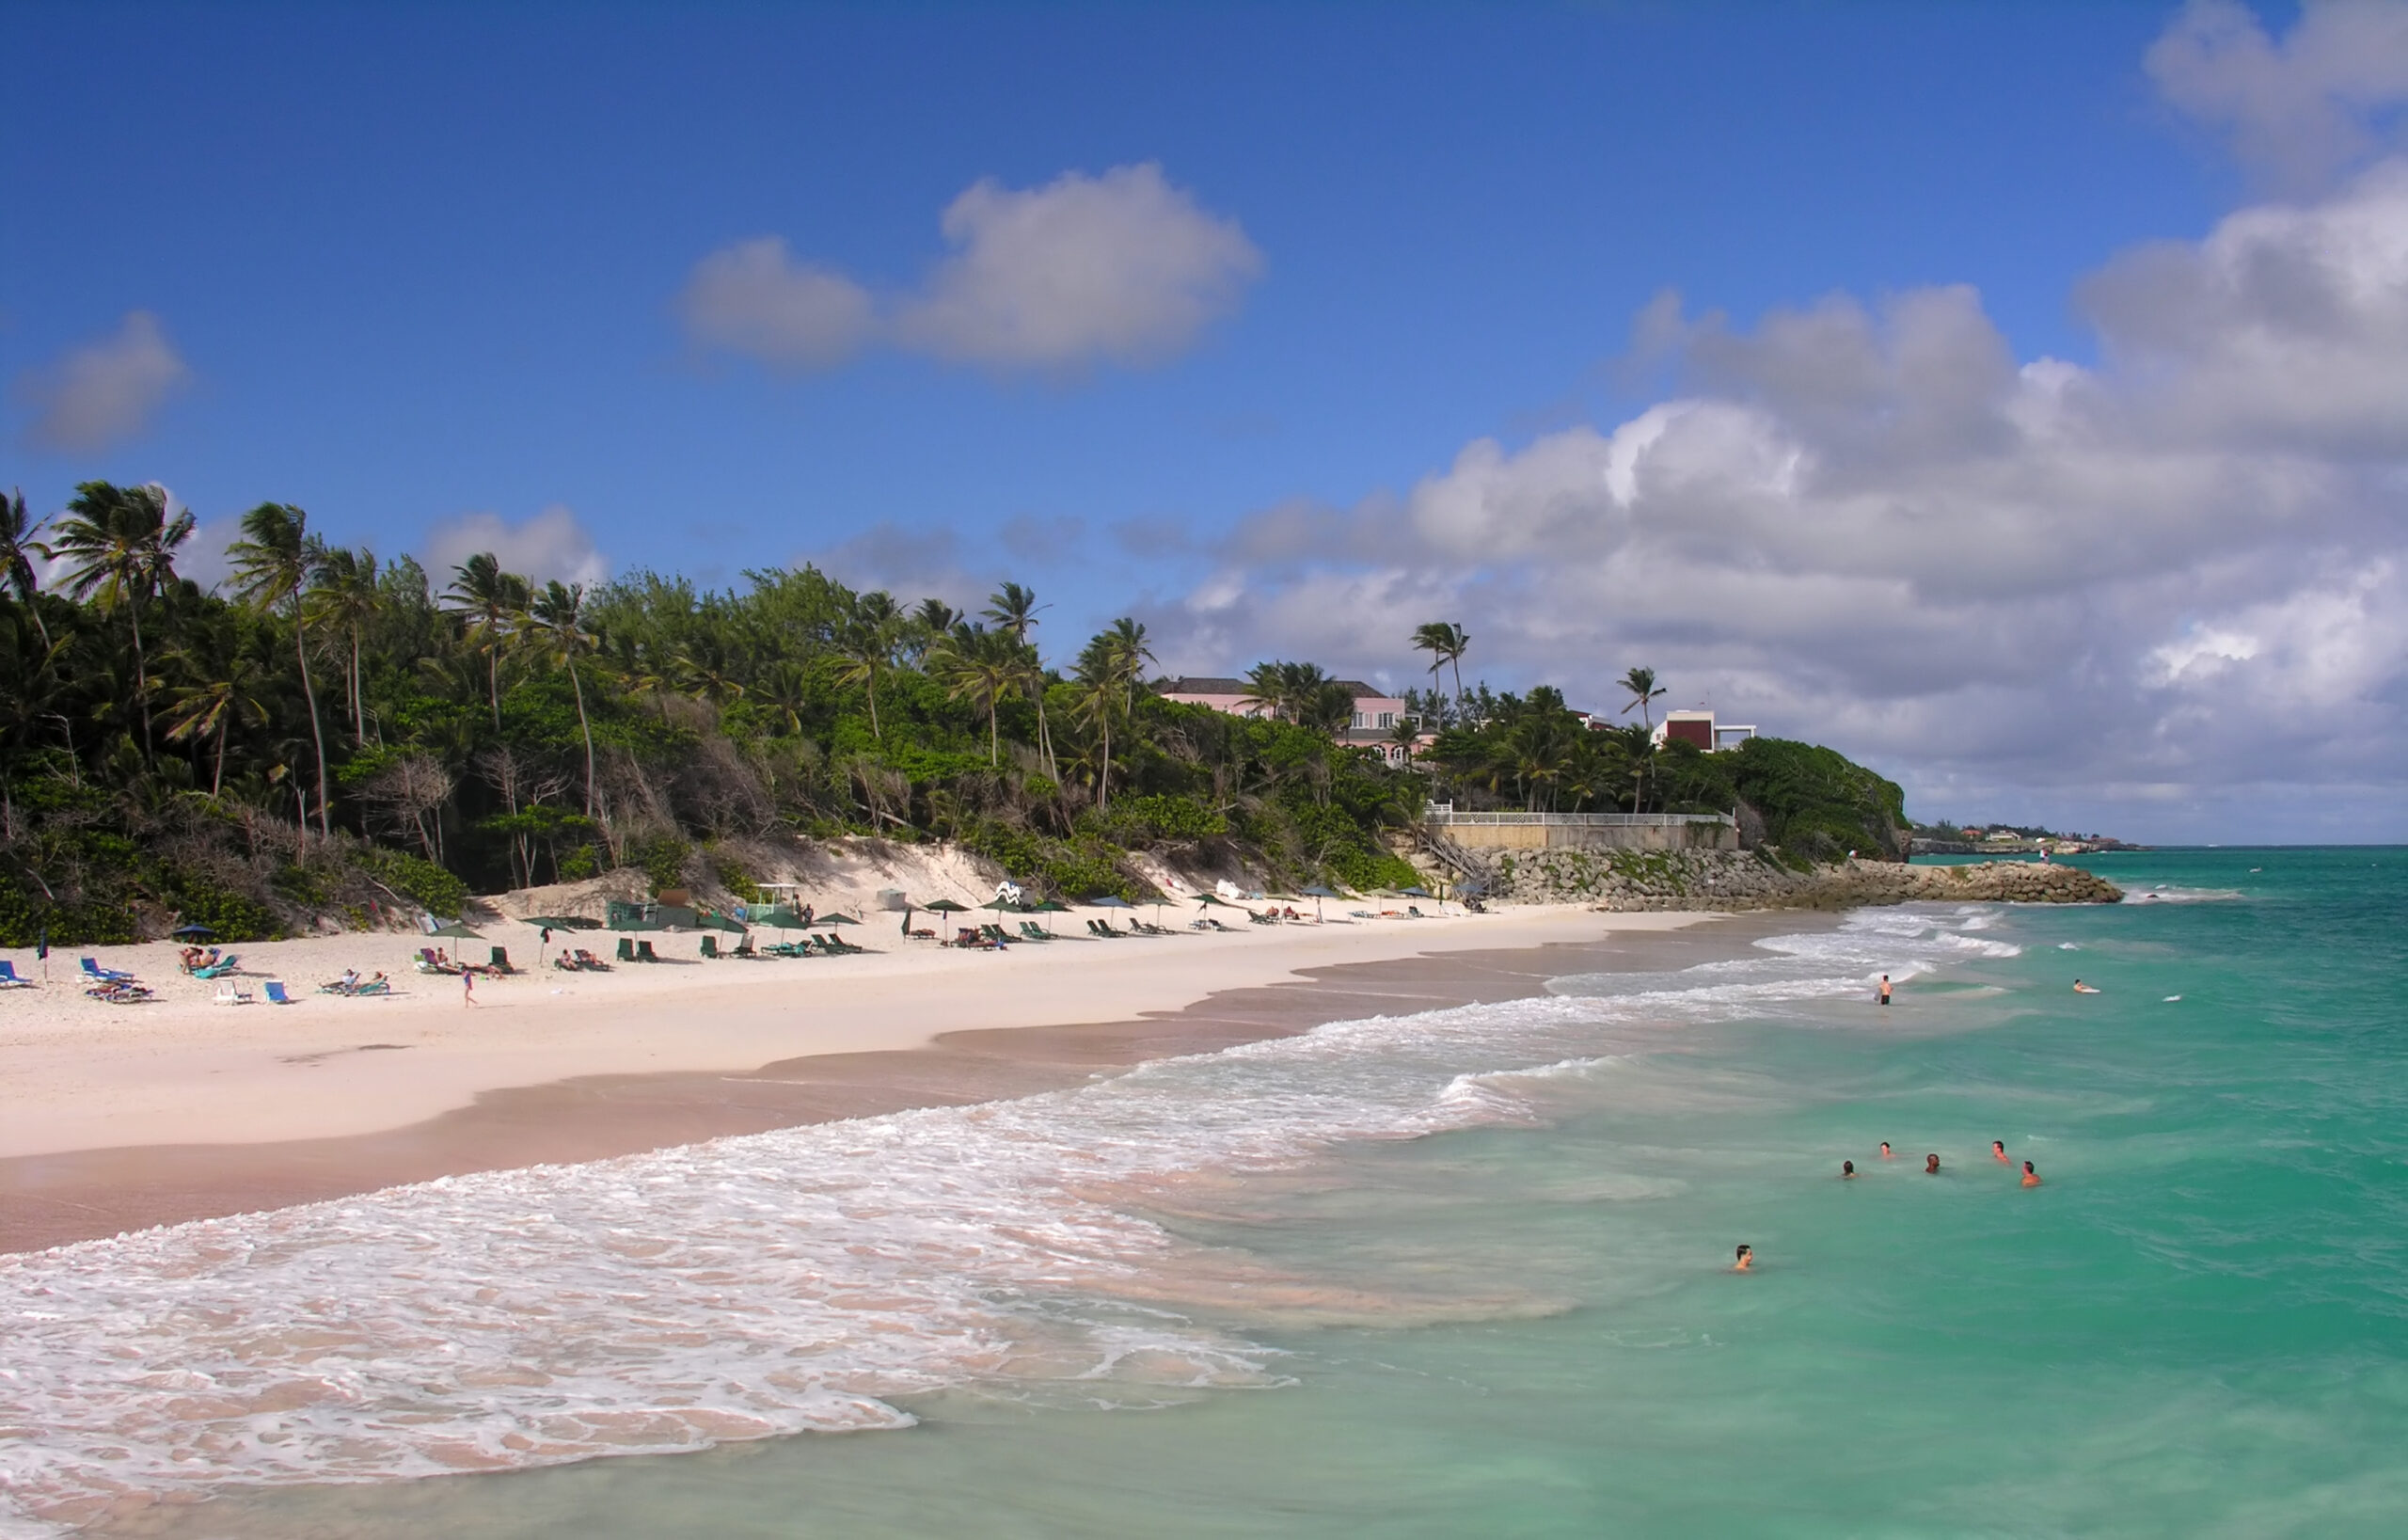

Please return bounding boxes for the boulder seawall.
[1476,849,2122,910]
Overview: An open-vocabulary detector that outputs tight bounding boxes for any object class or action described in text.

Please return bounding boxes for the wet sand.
[0,912,1819,1255]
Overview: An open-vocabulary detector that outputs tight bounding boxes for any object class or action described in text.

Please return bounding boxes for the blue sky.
[8,2,2408,841]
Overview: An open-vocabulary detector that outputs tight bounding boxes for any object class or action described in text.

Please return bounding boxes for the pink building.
[1158,676,1425,766]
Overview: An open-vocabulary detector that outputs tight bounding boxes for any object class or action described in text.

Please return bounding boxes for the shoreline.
[0,908,1822,1255]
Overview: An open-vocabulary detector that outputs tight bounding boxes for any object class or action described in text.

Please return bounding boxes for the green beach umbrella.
[426,919,483,940]
[815,912,863,927]
[523,914,600,930]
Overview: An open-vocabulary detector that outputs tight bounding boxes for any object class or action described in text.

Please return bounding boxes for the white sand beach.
[0,904,1710,1161]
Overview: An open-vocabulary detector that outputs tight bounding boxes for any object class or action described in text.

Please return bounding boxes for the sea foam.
[0,904,2015,1536]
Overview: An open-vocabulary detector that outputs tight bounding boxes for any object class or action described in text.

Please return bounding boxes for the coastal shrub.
[1091,794,1227,846]
[956,819,1145,902]
[355,847,471,917]
[160,867,282,942]
[621,834,693,896]
[559,843,603,881]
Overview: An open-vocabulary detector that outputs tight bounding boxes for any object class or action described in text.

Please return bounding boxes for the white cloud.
[893,163,1262,370]
[14,311,189,452]
[2147,0,2408,192]
[676,163,1261,375]
[1145,164,2408,839]
[673,237,876,370]
[420,505,610,592]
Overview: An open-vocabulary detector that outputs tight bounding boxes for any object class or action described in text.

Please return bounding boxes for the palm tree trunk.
[351,630,366,741]
[568,660,597,818]
[294,611,331,837]
[130,598,153,764]
[488,642,502,729]
[866,669,882,741]
[989,696,1000,765]
[213,718,228,798]
[1098,715,1112,813]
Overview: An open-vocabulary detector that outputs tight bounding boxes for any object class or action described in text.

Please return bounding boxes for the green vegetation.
[1,482,1428,943]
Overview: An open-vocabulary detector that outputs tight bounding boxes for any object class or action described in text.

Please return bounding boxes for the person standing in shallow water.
[1877,975,1892,1006]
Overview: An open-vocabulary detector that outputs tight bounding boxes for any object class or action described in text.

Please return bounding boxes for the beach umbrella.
[815,912,863,927]
[1299,883,1339,920]
[695,910,748,933]
[922,898,971,914]
[426,918,483,940]
[171,923,215,937]
[1085,895,1134,909]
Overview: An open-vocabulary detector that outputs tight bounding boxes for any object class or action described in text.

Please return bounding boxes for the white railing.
[1424,808,1735,828]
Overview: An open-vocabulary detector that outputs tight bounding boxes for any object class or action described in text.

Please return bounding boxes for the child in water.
[1842,1160,1857,1179]
[1734,1244,1752,1271]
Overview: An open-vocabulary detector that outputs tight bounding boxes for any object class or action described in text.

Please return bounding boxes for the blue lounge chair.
[0,961,30,988]
[263,980,296,1005]
[81,957,135,982]
[194,955,242,979]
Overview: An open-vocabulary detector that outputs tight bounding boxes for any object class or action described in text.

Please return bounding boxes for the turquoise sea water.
[10,849,2403,1537]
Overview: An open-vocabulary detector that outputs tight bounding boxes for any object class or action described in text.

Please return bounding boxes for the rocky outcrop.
[1479,849,2121,910]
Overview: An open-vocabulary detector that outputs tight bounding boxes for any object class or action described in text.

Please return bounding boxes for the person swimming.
[1925,1153,1941,1174]
[2073,978,2100,993]
[1843,1160,1857,1179]
[2021,1161,2043,1187]
[1992,1140,2009,1163]
[1734,1244,1753,1271]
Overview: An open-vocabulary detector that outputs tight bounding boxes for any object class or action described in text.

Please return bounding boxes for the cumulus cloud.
[676,163,1260,375]
[673,237,876,370]
[15,311,189,452]
[1146,164,2408,837]
[2147,0,2408,191]
[420,505,610,591]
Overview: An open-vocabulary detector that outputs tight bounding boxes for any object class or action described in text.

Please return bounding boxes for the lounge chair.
[213,982,254,1006]
[0,961,30,988]
[553,953,580,973]
[90,981,153,1003]
[575,948,612,970]
[700,934,720,960]
[636,940,660,963]
[488,946,517,974]
[1018,922,1051,942]
[731,934,756,959]
[616,936,637,963]
[80,957,134,982]
[352,977,393,996]
[263,980,297,1005]
[194,955,242,979]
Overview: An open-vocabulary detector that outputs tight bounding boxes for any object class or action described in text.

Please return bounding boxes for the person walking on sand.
[1734,1245,1752,1272]
[1925,1152,1941,1175]
[463,970,476,1008]
[1992,1140,2009,1163]
[1877,975,1893,1007]
[2021,1161,2043,1187]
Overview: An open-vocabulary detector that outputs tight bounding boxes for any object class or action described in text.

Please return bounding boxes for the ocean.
[5,847,2401,1537]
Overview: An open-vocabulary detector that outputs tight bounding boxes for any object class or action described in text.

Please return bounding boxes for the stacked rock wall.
[1481,850,2121,910]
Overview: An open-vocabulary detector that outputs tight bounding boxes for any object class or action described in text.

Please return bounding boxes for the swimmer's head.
[1735,1244,1751,1262]
[2023,1161,2036,1175]
[1880,1142,1892,1155]
[1925,1153,1941,1171]
[1993,1141,2006,1155]
[1843,1160,1856,1175]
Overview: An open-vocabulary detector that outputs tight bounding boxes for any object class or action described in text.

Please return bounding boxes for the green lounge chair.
[700,934,720,960]
[617,936,637,962]
[637,940,660,963]
[488,945,517,973]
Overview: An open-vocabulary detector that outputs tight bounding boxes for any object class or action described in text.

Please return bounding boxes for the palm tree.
[984,581,1055,778]
[1,489,53,651]
[674,632,748,709]
[1073,618,1155,813]
[443,552,529,729]
[753,659,812,737]
[51,481,195,764]
[832,591,901,741]
[1618,666,1667,816]
[1410,622,1469,716]
[1410,623,1458,722]
[162,643,272,797]
[1619,666,1667,737]
[930,625,1019,765]
[527,579,601,817]
[306,546,382,742]
[226,502,332,835]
